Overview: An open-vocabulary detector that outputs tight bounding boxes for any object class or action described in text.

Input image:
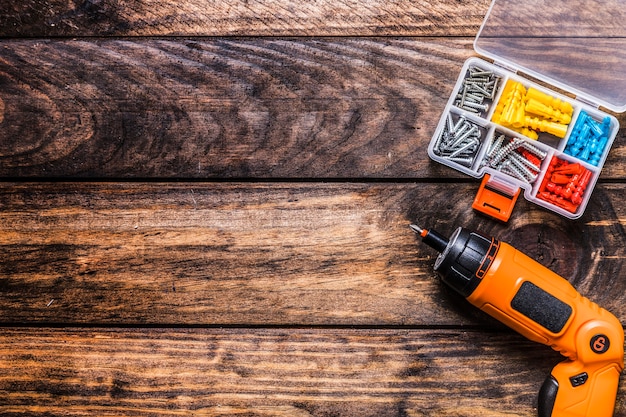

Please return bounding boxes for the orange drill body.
[412,224,624,417]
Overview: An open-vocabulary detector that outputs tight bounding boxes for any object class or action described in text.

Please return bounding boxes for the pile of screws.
[481,134,547,184]
[564,110,612,166]
[538,157,592,213]
[454,66,501,116]
[433,114,483,167]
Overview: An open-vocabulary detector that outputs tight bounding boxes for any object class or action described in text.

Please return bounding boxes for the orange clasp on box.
[472,174,521,222]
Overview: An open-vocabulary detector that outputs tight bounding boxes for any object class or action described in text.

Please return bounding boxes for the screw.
[508,154,538,182]
[481,135,546,184]
[454,66,501,115]
[487,134,506,158]
[446,113,454,133]
[510,151,541,172]
[449,115,464,132]
[447,156,474,166]
[488,138,523,167]
[462,101,489,112]
[469,69,494,77]
[449,140,479,159]
[450,125,479,148]
[464,93,485,104]
[434,113,482,167]
[518,141,548,160]
[499,160,526,182]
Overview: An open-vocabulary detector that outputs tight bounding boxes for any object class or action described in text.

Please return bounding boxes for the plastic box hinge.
[493,60,518,74]
[575,95,600,109]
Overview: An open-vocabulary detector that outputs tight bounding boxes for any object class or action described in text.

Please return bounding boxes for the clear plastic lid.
[475,0,626,113]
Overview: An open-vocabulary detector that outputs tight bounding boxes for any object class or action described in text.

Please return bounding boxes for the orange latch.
[472,174,521,222]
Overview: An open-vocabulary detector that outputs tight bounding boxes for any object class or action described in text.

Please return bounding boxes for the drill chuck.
[411,224,498,297]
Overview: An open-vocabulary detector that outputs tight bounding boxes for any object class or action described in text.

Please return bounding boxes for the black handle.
[538,375,558,417]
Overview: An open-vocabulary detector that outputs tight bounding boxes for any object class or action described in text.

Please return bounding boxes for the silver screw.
[488,138,523,167]
[450,125,479,148]
[447,157,474,166]
[446,113,454,133]
[454,67,501,114]
[500,161,528,182]
[510,151,541,171]
[518,141,548,160]
[462,101,489,112]
[481,135,546,184]
[509,154,539,182]
[453,116,467,132]
[449,140,479,159]
[434,114,483,167]
[487,134,506,158]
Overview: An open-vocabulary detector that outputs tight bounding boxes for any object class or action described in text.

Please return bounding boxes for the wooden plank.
[2,2,625,416]
[0,0,491,37]
[1,182,625,325]
[0,327,575,417]
[1,38,625,179]
[0,37,466,179]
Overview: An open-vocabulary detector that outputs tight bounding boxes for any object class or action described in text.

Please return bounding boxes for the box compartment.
[428,3,623,221]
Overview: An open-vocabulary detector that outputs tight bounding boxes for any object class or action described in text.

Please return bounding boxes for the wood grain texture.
[0,327,577,417]
[1,38,625,179]
[0,0,491,37]
[3,1,626,416]
[1,182,625,326]
[0,37,468,179]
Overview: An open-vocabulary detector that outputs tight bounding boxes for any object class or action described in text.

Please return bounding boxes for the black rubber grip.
[510,281,572,333]
[538,375,558,417]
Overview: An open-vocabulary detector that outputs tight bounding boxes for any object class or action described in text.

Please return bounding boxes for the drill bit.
[409,224,424,235]
[409,224,449,252]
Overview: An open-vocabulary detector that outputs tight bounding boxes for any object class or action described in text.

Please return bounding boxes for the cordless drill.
[411,223,624,417]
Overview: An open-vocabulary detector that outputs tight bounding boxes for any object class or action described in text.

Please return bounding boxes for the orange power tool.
[411,223,624,417]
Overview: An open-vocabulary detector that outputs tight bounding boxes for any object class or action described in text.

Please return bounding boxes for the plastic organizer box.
[428,0,625,221]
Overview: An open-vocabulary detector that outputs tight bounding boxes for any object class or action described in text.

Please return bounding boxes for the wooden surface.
[1,1,626,416]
